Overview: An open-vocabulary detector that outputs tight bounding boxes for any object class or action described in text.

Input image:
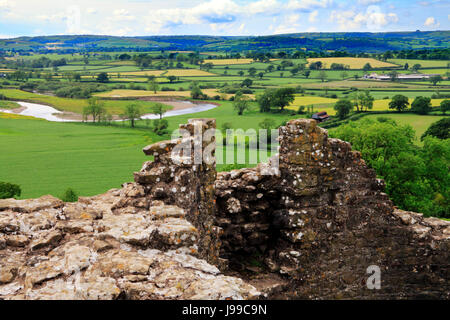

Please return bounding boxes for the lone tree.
[257,87,295,112]
[272,87,296,112]
[241,78,253,88]
[83,98,105,123]
[190,83,204,99]
[151,103,172,119]
[440,99,450,114]
[389,70,398,82]
[430,75,443,86]
[411,64,421,72]
[421,118,450,140]
[411,96,432,115]
[0,182,21,199]
[334,99,353,120]
[167,75,177,83]
[389,94,410,112]
[96,72,109,83]
[148,78,159,93]
[233,92,250,116]
[123,104,142,127]
[259,118,276,131]
[363,63,372,72]
[318,70,328,82]
[358,90,374,112]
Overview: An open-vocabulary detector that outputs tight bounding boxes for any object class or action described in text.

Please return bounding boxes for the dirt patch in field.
[0,106,27,113]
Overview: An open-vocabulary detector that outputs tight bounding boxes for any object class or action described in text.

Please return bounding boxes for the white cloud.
[36,12,66,23]
[145,0,241,33]
[144,0,332,34]
[424,16,439,27]
[358,0,382,5]
[86,8,98,15]
[247,0,279,15]
[273,14,300,34]
[287,0,332,11]
[0,0,12,9]
[330,6,398,30]
[111,9,135,21]
[309,10,318,22]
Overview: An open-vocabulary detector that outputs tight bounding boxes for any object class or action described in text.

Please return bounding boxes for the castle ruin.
[0,119,448,299]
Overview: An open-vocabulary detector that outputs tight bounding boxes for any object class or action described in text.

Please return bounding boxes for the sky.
[0,0,449,38]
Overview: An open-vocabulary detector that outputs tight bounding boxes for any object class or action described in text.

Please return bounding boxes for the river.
[0,100,217,122]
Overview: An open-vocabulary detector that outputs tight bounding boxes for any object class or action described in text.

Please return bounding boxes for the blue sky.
[0,0,448,38]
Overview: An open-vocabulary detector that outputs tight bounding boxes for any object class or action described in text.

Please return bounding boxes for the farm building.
[312,112,330,122]
[363,73,440,81]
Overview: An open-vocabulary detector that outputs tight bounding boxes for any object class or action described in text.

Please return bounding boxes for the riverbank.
[0,100,218,122]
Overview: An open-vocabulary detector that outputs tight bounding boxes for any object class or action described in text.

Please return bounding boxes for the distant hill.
[0,31,449,53]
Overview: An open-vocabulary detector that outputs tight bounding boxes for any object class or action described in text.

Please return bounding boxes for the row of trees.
[389,96,450,114]
[333,93,450,119]
[82,98,172,134]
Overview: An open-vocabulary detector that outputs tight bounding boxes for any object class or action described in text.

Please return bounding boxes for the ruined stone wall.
[134,118,221,265]
[216,119,450,299]
[0,118,448,300]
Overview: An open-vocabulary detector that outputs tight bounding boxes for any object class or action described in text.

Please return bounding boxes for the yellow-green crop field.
[307,57,397,69]
[107,70,165,77]
[204,58,255,65]
[164,69,215,76]
[106,60,137,65]
[419,69,450,76]
[204,58,277,65]
[291,96,338,106]
[388,59,450,68]
[371,98,445,110]
[0,112,41,120]
[95,89,190,98]
[287,96,445,115]
[94,88,245,99]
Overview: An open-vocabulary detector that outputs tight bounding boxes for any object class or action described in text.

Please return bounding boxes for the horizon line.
[1,29,449,40]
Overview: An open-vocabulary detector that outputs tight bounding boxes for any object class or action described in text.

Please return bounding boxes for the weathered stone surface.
[1,118,448,300]
[0,195,63,213]
[30,230,63,251]
[215,119,450,299]
[0,173,257,300]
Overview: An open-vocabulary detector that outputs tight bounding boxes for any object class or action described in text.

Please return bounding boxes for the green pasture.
[0,118,152,199]
[360,114,447,145]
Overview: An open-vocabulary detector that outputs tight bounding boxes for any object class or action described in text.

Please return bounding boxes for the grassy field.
[419,68,450,75]
[165,69,216,76]
[0,99,301,199]
[287,96,445,115]
[204,58,255,65]
[93,88,239,99]
[0,89,171,115]
[0,100,20,109]
[107,70,165,77]
[388,59,450,68]
[307,57,397,69]
[361,114,446,144]
[0,118,152,199]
